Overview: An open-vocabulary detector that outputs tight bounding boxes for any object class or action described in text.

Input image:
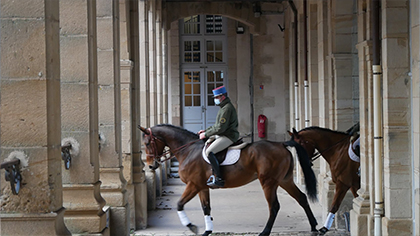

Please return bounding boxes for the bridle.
[299,135,350,162]
[144,128,201,163]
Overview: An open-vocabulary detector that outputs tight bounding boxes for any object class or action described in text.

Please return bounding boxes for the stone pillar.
[128,0,148,229]
[118,0,137,230]
[410,2,420,235]
[97,0,129,235]
[381,1,412,235]
[139,0,157,212]
[308,2,319,127]
[60,0,108,234]
[351,40,373,236]
[0,1,70,235]
[317,0,333,223]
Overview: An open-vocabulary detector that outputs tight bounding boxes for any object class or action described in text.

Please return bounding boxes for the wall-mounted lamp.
[61,137,80,170]
[236,26,245,34]
[1,158,22,195]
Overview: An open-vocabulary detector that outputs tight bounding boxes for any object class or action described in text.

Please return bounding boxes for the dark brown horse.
[139,124,318,236]
[289,126,360,235]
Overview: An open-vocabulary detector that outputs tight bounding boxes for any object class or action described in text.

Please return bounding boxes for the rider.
[198,85,239,188]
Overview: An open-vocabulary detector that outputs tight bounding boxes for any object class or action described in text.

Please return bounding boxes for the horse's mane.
[155,124,199,139]
[300,126,348,135]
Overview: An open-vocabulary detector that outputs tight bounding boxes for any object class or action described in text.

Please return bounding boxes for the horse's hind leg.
[198,189,213,236]
[259,182,280,236]
[280,180,318,232]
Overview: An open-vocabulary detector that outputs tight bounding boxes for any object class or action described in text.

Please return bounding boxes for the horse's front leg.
[177,182,201,235]
[199,189,213,236]
[319,182,350,235]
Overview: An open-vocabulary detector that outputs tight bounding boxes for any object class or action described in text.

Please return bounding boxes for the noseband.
[144,128,200,163]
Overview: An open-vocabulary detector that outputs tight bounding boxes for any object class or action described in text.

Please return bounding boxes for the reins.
[145,128,201,163]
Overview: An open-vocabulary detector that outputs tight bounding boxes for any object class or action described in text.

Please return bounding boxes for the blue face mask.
[214,98,221,105]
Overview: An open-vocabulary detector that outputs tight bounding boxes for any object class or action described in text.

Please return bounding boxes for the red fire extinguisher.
[258,114,267,138]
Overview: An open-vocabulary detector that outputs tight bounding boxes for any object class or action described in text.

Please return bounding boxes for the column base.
[63,183,107,234]
[350,190,371,236]
[0,207,71,236]
[382,217,412,236]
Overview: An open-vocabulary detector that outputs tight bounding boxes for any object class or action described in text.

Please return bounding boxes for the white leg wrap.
[177,210,191,226]
[323,212,335,229]
[204,215,213,231]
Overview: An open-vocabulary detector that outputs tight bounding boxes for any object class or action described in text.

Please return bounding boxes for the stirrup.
[207,175,225,188]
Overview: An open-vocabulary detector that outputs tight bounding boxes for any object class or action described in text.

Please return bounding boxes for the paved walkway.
[134,178,350,236]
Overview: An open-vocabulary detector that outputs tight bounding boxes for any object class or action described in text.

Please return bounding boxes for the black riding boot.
[207,152,225,188]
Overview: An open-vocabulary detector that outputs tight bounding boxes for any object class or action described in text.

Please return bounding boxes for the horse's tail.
[284,139,318,202]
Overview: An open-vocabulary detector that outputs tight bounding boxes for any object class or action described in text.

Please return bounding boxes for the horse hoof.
[310,230,319,236]
[318,227,328,235]
[187,223,198,235]
[202,230,212,236]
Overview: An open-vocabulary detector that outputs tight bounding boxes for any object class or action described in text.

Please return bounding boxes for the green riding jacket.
[205,97,239,142]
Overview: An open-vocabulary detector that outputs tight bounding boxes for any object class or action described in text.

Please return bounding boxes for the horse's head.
[138,126,166,170]
[288,128,316,158]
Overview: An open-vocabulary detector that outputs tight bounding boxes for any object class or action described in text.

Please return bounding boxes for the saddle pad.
[348,137,360,163]
[202,148,241,166]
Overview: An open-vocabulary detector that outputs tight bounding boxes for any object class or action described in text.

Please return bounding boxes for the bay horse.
[139,124,319,236]
[288,126,360,235]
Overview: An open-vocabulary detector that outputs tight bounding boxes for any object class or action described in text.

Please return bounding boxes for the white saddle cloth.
[202,142,247,166]
[348,137,360,163]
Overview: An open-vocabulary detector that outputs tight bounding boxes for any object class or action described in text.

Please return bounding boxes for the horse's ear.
[138,125,150,135]
[287,130,293,137]
[292,128,299,137]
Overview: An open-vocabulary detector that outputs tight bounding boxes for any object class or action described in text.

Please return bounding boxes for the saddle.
[203,138,248,165]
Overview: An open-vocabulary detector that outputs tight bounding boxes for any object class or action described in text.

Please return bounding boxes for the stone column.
[308,2,320,127]
[350,1,373,235]
[381,1,412,235]
[351,40,373,236]
[410,2,420,235]
[97,0,129,235]
[154,0,165,198]
[60,0,108,234]
[140,0,157,212]
[0,1,70,235]
[317,0,334,224]
[129,0,148,229]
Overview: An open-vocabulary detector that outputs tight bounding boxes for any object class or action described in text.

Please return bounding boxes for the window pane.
[193,84,200,95]
[184,72,192,82]
[184,84,192,94]
[207,41,214,51]
[184,52,192,62]
[193,52,200,62]
[215,41,222,50]
[185,96,192,106]
[207,52,214,62]
[208,84,215,93]
[193,41,200,51]
[208,96,215,106]
[184,15,200,34]
[215,52,223,62]
[193,71,200,81]
[193,96,201,106]
[216,71,223,81]
[207,71,214,82]
[216,83,223,88]
[185,41,191,51]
